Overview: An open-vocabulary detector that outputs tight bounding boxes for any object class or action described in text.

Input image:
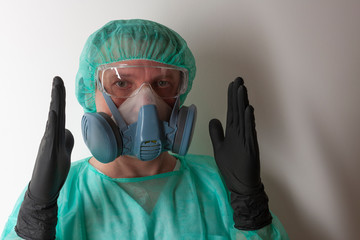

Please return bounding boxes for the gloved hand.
[209,77,272,230]
[15,77,74,240]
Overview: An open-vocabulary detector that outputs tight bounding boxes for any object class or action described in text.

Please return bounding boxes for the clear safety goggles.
[97,63,188,99]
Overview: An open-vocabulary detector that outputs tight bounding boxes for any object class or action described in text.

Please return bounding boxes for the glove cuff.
[15,189,58,240]
[231,184,272,230]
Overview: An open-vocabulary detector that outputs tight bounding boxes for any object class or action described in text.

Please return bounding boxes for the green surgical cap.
[75,19,196,112]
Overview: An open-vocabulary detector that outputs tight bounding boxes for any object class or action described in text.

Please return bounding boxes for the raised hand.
[209,77,261,194]
[15,76,74,239]
[29,76,74,203]
[209,77,272,230]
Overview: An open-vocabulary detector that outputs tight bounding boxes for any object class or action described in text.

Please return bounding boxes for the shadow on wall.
[305,104,360,240]
[192,25,333,240]
[263,173,332,240]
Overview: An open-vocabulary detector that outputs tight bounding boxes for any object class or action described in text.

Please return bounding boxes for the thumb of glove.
[209,118,224,152]
[65,129,74,156]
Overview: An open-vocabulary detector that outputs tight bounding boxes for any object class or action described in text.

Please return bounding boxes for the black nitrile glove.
[15,77,74,240]
[209,77,272,230]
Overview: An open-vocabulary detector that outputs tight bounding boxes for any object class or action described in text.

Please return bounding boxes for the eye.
[158,80,170,88]
[115,81,129,88]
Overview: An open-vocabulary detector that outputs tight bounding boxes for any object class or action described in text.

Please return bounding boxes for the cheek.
[96,90,175,115]
[164,98,176,108]
[95,90,127,115]
[113,98,126,107]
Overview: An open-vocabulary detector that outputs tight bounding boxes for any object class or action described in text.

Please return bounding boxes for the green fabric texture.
[2,154,289,240]
[75,19,196,113]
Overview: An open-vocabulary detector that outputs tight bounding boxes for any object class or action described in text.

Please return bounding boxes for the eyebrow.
[112,69,138,80]
[108,73,134,79]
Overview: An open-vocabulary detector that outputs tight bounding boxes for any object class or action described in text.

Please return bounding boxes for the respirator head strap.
[169,97,180,128]
[102,92,128,131]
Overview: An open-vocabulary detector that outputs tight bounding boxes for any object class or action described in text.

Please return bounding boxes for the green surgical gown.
[2,154,289,239]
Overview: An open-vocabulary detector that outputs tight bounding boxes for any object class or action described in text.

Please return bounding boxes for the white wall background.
[1,1,359,239]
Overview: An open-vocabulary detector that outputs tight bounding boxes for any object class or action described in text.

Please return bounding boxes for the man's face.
[95,60,182,115]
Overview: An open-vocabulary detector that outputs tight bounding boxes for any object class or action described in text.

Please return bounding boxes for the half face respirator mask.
[81,64,197,163]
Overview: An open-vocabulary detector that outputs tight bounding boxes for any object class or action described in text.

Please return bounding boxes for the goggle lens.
[98,65,188,99]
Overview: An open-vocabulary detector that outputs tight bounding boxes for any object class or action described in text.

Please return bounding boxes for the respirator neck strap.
[102,92,128,131]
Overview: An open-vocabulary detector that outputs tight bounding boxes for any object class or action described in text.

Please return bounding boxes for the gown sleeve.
[1,188,26,240]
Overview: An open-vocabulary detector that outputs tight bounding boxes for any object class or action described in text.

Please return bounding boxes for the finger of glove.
[36,109,57,169]
[36,85,59,164]
[232,78,244,129]
[245,105,259,154]
[209,119,224,151]
[245,105,261,187]
[237,85,249,139]
[64,129,74,156]
[51,77,66,147]
[226,82,234,128]
[29,109,57,201]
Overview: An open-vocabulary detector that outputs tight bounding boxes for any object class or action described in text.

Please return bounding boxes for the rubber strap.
[102,92,127,131]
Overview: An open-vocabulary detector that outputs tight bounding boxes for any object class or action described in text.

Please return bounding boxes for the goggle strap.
[102,92,128,131]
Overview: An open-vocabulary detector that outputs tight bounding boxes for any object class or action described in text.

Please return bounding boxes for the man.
[2,19,288,239]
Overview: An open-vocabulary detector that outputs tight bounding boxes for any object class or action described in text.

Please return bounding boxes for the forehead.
[104,59,176,68]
